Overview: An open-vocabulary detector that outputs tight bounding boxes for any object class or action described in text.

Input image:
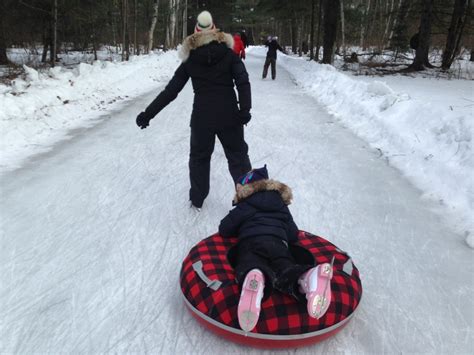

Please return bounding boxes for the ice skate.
[189,201,201,212]
[298,263,333,319]
[237,269,265,332]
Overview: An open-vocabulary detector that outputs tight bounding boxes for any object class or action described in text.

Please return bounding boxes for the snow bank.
[249,47,473,240]
[0,51,180,171]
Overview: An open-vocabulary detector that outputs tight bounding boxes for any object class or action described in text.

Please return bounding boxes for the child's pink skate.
[237,269,265,332]
[298,263,333,319]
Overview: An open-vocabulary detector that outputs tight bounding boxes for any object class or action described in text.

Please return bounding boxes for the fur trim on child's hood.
[233,179,293,205]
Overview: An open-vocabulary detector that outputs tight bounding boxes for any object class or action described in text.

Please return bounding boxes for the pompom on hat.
[237,165,269,186]
[195,11,216,33]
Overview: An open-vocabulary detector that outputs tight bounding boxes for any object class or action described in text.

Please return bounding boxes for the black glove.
[237,110,251,125]
[136,112,151,129]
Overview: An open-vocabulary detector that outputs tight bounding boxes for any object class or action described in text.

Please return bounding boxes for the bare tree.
[122,0,129,61]
[148,0,160,52]
[315,0,323,61]
[389,0,410,51]
[309,0,316,60]
[360,0,371,49]
[382,0,396,48]
[51,0,57,67]
[291,17,298,53]
[340,0,345,56]
[0,0,9,65]
[133,0,138,55]
[442,0,470,70]
[409,0,434,71]
[166,0,178,49]
[182,0,188,40]
[322,0,340,64]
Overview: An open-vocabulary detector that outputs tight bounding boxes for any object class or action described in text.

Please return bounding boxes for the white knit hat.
[195,11,215,33]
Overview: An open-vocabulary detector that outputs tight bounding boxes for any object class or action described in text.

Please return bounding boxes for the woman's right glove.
[237,110,251,125]
[136,112,151,129]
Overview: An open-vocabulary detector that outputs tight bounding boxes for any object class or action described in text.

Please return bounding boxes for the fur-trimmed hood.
[178,29,234,62]
[233,179,293,205]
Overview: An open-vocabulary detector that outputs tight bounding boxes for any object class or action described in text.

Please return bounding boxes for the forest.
[0,0,472,73]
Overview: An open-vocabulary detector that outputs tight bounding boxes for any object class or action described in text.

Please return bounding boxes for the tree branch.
[19,0,51,15]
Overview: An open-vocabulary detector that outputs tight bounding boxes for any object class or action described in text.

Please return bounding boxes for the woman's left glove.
[136,112,151,129]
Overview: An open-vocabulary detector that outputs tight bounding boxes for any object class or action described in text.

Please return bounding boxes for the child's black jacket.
[218,179,298,243]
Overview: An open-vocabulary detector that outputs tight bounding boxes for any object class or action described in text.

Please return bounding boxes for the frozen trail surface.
[1,53,472,354]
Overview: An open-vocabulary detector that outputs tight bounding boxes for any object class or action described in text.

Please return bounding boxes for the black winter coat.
[219,179,299,243]
[143,30,251,129]
[265,40,285,60]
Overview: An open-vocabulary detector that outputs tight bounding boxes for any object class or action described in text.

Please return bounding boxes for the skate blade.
[239,311,257,332]
[310,295,329,319]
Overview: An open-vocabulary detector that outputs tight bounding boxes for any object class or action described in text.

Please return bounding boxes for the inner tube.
[180,231,362,348]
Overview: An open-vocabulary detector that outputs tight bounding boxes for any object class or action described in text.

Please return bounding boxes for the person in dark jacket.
[219,165,333,332]
[136,11,252,209]
[240,30,249,48]
[262,36,286,80]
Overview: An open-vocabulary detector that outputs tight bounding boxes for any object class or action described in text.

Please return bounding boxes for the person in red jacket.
[233,32,246,60]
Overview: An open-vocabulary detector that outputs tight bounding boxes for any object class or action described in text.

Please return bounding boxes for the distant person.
[410,33,419,50]
[135,11,252,210]
[240,30,249,48]
[233,32,246,60]
[262,36,286,80]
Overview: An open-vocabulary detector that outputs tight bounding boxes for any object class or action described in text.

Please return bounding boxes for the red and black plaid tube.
[180,231,362,335]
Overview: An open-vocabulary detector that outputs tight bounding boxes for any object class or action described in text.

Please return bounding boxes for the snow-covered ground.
[0,50,180,172]
[5,47,125,67]
[0,50,473,353]
[253,47,474,243]
[2,47,472,242]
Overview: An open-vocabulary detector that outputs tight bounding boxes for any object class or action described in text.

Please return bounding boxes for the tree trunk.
[88,5,98,61]
[340,0,345,56]
[122,0,129,61]
[389,0,411,51]
[174,0,180,47]
[315,0,323,61]
[111,0,119,48]
[383,0,395,48]
[297,17,304,57]
[0,2,9,65]
[42,22,49,63]
[442,0,470,70]
[182,0,188,39]
[148,0,159,52]
[360,0,371,49]
[367,0,379,48]
[291,17,298,54]
[166,0,177,49]
[51,0,57,67]
[410,0,434,70]
[322,0,339,64]
[134,0,138,55]
[309,0,315,60]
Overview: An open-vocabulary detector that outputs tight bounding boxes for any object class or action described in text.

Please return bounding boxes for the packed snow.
[0,48,472,354]
[253,47,474,241]
[0,50,180,172]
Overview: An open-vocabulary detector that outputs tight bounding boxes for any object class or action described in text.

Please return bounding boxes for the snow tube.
[180,231,362,349]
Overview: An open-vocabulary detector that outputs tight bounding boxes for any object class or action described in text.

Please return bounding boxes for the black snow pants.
[262,58,277,80]
[234,236,311,300]
[189,124,251,208]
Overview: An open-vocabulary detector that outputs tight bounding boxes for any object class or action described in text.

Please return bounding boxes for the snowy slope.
[0,53,472,354]
[0,51,180,172]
